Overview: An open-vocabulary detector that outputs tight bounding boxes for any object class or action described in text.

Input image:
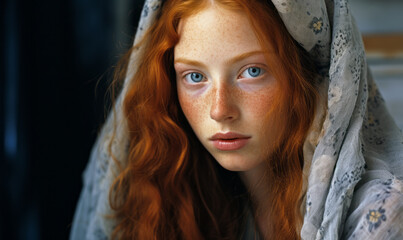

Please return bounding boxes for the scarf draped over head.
[272,0,403,239]
[70,0,403,239]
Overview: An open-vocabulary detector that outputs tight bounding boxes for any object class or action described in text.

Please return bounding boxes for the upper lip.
[209,132,251,140]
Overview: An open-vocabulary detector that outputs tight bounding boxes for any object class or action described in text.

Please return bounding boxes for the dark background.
[1,0,144,239]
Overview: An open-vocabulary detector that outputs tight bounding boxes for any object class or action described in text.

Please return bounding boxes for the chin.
[213,154,262,172]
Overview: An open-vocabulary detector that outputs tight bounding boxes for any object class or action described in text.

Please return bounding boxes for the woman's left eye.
[240,67,264,78]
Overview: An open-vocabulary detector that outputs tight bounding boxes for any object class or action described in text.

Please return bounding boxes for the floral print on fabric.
[271,0,293,13]
[274,0,403,239]
[272,0,331,57]
[366,207,387,232]
[343,178,403,239]
[309,17,324,34]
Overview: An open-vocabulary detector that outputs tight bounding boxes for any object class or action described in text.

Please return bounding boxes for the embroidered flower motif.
[366,207,386,232]
[142,5,149,17]
[367,83,384,109]
[375,137,385,145]
[307,201,312,212]
[272,0,293,13]
[309,17,323,34]
[149,0,161,11]
[367,115,379,127]
[368,135,386,145]
[329,86,342,107]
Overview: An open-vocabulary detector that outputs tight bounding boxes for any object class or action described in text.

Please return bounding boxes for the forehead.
[174,6,262,60]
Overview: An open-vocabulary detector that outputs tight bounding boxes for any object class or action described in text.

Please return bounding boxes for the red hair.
[109,0,318,239]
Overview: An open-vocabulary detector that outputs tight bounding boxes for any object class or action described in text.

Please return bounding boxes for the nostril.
[209,84,239,122]
[210,100,238,122]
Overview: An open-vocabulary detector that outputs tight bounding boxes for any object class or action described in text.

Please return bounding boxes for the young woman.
[70,0,403,239]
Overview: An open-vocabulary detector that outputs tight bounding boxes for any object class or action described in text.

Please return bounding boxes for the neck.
[239,163,267,206]
[238,163,271,239]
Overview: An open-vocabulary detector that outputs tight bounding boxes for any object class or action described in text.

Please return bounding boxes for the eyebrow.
[174,50,266,68]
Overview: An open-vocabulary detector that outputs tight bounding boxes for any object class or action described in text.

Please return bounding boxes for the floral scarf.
[70,0,403,239]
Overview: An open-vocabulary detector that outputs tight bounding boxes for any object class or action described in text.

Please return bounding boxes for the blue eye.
[240,67,263,78]
[185,72,204,83]
[248,67,261,77]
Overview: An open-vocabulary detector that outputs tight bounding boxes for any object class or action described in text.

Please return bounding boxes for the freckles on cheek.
[242,88,278,118]
[178,91,205,125]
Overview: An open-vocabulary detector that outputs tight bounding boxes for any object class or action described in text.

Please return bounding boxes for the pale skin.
[174,4,283,238]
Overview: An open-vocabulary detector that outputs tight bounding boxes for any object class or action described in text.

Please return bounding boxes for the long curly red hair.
[109,0,318,239]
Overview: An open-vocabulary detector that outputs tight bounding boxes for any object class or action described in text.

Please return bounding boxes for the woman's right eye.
[184,72,204,83]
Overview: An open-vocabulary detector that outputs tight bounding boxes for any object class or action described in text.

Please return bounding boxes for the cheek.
[244,85,286,150]
[242,86,279,122]
[254,86,287,148]
[177,88,206,129]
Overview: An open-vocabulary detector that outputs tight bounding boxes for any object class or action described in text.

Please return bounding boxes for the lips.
[209,132,251,151]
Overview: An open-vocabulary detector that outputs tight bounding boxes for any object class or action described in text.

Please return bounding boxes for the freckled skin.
[174,5,283,173]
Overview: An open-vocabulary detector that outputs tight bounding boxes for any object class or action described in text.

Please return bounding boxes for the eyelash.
[182,66,266,84]
[184,72,205,83]
[239,66,265,79]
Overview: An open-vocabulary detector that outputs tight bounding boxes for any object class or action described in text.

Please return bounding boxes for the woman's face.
[174,5,282,173]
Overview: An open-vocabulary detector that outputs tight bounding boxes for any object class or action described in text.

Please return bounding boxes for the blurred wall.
[1,0,143,239]
[351,0,403,130]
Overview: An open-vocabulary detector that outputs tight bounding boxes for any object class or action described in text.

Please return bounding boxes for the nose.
[209,83,239,122]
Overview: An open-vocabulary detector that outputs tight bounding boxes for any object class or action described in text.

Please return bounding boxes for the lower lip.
[211,138,250,151]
